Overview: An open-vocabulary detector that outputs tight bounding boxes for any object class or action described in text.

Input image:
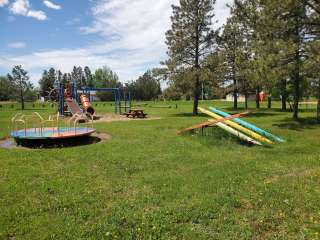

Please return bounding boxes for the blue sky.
[0,0,232,85]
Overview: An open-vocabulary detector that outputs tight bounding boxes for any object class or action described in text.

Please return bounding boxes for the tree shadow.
[185,127,271,148]
[170,112,207,118]
[207,107,284,118]
[272,117,320,131]
[169,112,199,117]
[245,112,282,118]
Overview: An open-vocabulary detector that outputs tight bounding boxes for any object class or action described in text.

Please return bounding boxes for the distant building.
[225,93,256,102]
[77,90,100,101]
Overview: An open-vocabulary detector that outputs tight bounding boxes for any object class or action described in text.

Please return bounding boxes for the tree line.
[38,66,161,101]
[0,65,161,110]
[161,0,320,120]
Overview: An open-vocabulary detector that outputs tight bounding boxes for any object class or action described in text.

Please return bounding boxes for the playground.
[1,100,320,239]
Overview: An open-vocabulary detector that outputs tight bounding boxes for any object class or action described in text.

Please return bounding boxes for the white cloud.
[1,0,232,85]
[9,0,29,15]
[27,10,47,20]
[9,0,47,20]
[0,0,9,7]
[8,41,26,48]
[43,0,61,10]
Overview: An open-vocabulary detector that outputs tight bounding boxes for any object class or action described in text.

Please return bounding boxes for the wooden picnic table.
[126,109,147,118]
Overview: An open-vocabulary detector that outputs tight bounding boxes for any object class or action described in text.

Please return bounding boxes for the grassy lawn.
[1,100,320,239]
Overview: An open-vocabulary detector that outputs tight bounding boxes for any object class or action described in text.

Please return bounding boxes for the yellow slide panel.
[198,107,273,144]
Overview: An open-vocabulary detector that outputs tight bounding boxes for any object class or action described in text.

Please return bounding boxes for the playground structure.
[57,81,132,117]
[179,107,284,146]
[177,111,250,135]
[11,112,95,146]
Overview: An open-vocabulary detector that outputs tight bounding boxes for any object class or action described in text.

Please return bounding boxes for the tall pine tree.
[164,0,218,115]
[7,65,31,110]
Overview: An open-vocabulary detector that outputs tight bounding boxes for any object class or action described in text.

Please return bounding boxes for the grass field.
[1,100,320,239]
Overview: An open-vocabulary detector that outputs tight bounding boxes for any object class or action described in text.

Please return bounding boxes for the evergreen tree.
[219,6,253,109]
[71,66,85,88]
[164,0,218,115]
[93,66,122,101]
[7,65,32,110]
[56,70,62,88]
[39,68,56,97]
[0,76,13,101]
[131,70,161,101]
[84,66,94,87]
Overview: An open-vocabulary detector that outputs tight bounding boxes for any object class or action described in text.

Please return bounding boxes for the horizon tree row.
[0,65,162,108]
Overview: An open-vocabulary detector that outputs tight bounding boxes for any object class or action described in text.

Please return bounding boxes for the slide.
[209,107,284,143]
[65,98,82,115]
[198,107,262,145]
[199,107,273,144]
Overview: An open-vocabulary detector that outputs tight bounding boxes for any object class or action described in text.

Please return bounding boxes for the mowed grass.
[0,100,320,239]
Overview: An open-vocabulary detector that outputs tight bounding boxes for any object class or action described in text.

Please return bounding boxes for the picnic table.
[126,109,147,118]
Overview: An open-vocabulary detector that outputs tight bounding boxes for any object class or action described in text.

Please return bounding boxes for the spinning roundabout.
[10,112,98,148]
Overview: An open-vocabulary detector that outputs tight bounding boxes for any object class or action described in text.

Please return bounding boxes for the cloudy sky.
[0,0,233,85]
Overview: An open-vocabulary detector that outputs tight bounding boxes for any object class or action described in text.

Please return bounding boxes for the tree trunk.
[232,61,237,109]
[317,80,320,122]
[281,79,287,111]
[244,92,248,109]
[233,79,238,109]
[255,86,260,109]
[292,4,304,121]
[267,95,272,109]
[20,82,24,110]
[193,22,200,116]
[317,99,320,122]
[292,56,300,120]
[193,76,200,115]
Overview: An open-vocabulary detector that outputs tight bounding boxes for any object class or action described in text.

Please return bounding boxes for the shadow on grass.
[170,112,207,118]
[13,136,103,149]
[273,117,320,131]
[183,126,271,148]
[20,108,53,111]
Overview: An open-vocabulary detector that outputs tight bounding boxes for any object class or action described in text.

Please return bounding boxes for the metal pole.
[129,91,132,111]
[124,91,127,113]
[202,82,204,101]
[59,84,64,116]
[114,90,117,114]
[118,89,121,114]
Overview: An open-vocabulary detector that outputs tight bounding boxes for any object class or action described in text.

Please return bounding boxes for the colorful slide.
[65,98,82,115]
[200,107,273,144]
[80,94,95,115]
[209,107,284,143]
[198,107,262,145]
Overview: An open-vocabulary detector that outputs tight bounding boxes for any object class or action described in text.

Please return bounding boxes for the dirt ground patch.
[94,114,161,123]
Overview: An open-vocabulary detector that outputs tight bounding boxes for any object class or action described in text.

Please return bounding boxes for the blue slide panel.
[209,107,285,143]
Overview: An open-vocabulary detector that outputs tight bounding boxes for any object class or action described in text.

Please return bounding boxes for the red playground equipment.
[61,84,95,116]
[80,94,95,115]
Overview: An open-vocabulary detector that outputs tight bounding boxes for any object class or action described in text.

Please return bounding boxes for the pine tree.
[164,0,218,115]
[7,65,31,110]
[84,66,94,87]
[220,4,253,109]
[39,68,56,97]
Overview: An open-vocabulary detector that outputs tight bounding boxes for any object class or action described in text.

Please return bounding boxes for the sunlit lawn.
[0,100,320,239]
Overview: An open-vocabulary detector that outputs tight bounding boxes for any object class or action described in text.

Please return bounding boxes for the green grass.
[1,100,320,239]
